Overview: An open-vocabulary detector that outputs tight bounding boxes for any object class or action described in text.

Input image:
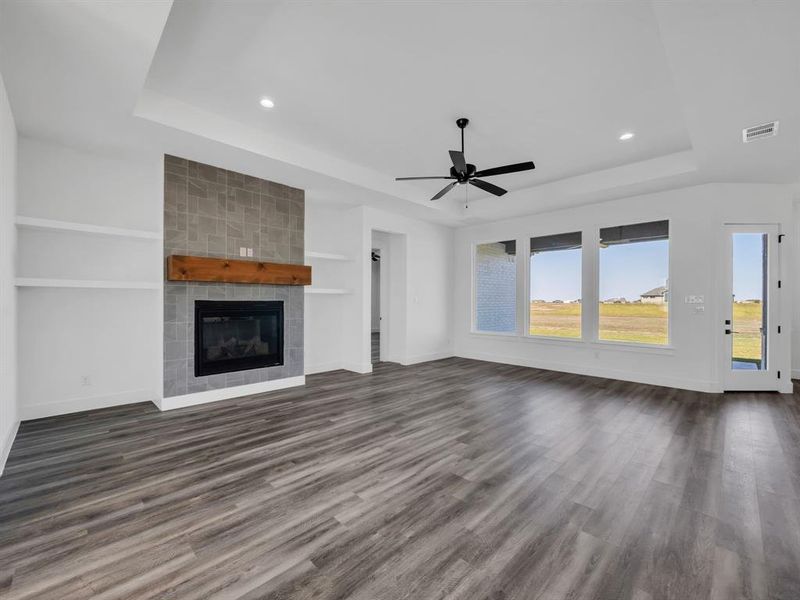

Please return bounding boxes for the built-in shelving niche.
[15,216,162,290]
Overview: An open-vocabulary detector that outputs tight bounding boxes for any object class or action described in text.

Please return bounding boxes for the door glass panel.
[731,233,767,370]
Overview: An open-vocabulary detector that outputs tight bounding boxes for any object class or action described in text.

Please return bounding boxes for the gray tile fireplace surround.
[163,155,304,398]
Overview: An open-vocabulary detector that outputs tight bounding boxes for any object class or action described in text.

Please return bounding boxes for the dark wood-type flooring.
[2,358,800,599]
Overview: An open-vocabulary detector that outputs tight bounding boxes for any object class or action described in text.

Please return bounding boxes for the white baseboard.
[305,361,344,375]
[20,389,156,420]
[341,362,373,374]
[306,362,375,375]
[458,351,720,393]
[159,376,306,411]
[400,351,454,366]
[0,420,20,476]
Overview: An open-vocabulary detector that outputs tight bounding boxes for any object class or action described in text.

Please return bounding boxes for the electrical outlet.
[81,376,91,386]
[239,247,247,257]
[247,248,254,257]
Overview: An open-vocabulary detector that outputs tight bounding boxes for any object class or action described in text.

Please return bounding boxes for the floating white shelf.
[15,216,161,240]
[15,278,161,290]
[304,287,352,295]
[304,251,352,261]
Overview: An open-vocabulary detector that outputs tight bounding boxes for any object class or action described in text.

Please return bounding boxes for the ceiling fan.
[395,118,535,201]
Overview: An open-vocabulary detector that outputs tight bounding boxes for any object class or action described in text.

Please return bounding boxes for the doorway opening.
[370,230,402,366]
[371,248,381,364]
[722,224,781,391]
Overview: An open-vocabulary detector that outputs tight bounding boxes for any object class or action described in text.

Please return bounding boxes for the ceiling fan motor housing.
[450,163,477,182]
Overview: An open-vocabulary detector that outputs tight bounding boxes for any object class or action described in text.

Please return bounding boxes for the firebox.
[194,300,284,377]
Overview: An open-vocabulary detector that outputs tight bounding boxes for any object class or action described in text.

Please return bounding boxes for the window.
[731,232,768,370]
[475,240,517,333]
[529,232,582,338]
[599,220,669,345]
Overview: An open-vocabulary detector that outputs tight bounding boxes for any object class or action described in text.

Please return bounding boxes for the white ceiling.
[147,1,691,187]
[2,1,799,225]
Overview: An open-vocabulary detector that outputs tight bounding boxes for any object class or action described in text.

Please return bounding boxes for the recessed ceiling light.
[259,97,275,109]
[619,132,635,141]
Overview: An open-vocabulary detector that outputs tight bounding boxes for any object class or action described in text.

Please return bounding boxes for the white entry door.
[722,224,781,391]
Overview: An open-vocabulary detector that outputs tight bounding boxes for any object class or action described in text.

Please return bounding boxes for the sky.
[529,240,666,302]
[732,233,765,301]
[529,235,765,302]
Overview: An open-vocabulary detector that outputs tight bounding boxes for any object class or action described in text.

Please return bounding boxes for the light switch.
[239,247,247,257]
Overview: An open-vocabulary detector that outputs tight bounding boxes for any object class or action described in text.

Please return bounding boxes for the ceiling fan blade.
[431,182,457,201]
[469,178,507,196]
[474,161,535,178]
[395,176,455,181]
[449,150,467,175]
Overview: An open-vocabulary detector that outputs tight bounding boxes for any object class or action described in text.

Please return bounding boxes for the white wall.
[454,183,795,393]
[303,203,360,373]
[16,138,162,419]
[361,206,454,367]
[305,203,454,374]
[0,72,18,472]
[793,198,800,379]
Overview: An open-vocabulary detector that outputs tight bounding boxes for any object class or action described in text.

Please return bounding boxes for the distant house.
[640,286,668,305]
[605,297,628,304]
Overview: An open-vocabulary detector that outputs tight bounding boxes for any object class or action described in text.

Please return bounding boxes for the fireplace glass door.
[194,301,284,377]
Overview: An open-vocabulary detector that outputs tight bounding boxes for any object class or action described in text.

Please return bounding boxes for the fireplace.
[194,301,284,377]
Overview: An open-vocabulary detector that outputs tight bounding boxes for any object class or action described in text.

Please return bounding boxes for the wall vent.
[742,121,779,143]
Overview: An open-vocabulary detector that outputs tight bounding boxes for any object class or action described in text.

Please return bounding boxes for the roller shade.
[530,231,582,254]
[500,240,516,255]
[600,220,668,246]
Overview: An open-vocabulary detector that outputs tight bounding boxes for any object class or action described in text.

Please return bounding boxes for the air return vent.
[742,121,779,143]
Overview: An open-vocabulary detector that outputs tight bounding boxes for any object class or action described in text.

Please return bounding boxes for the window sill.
[467,331,676,355]
[589,340,675,355]
[469,330,520,338]
[523,334,584,346]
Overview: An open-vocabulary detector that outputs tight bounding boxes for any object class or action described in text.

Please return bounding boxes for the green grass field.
[529,301,763,360]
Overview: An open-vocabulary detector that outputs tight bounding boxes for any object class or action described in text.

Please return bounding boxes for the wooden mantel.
[167,255,312,286]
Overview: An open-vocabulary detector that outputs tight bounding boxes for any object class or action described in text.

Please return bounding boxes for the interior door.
[722,224,780,391]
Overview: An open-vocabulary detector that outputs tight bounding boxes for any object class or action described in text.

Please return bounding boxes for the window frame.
[594,217,673,349]
[467,217,673,353]
[524,230,585,343]
[470,238,521,337]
